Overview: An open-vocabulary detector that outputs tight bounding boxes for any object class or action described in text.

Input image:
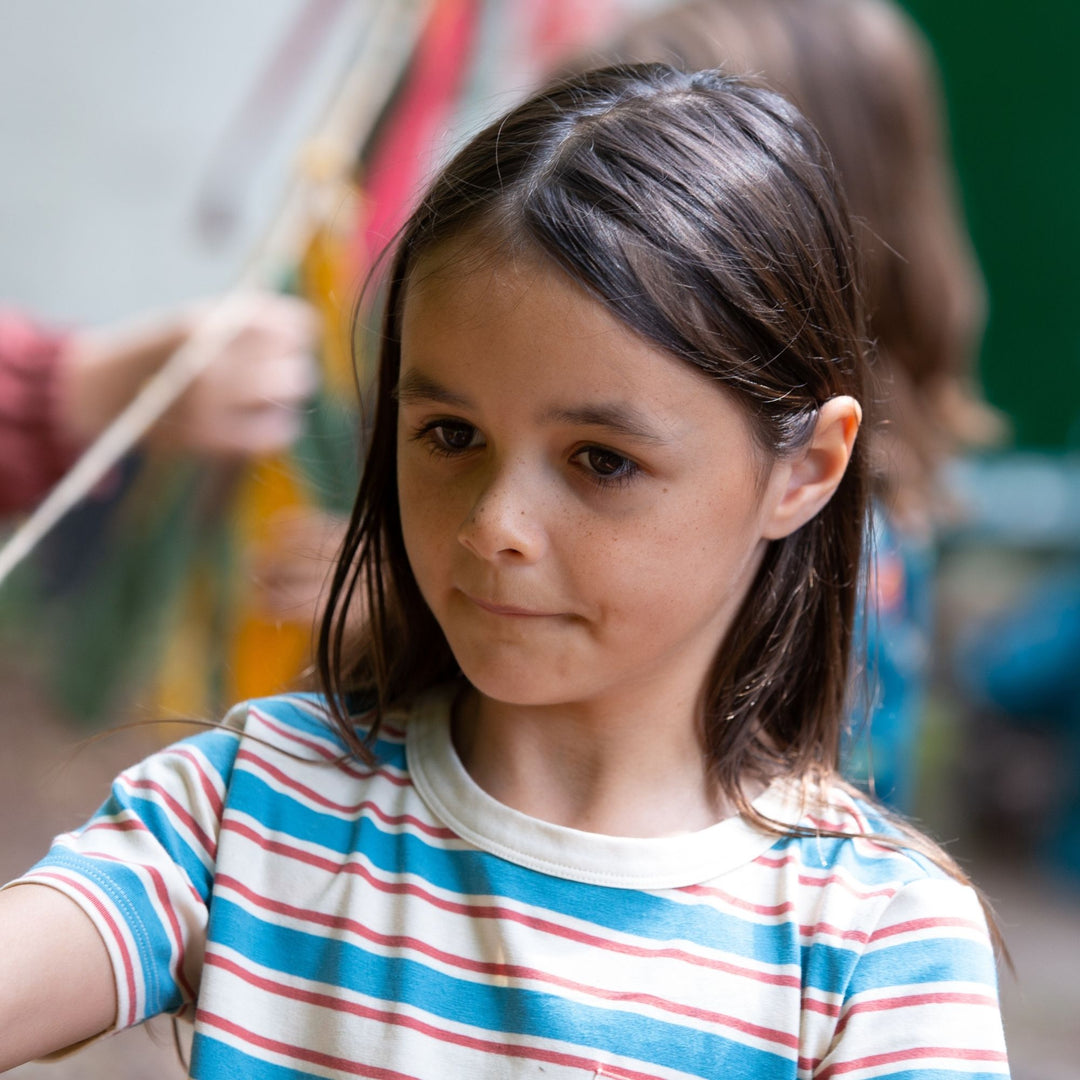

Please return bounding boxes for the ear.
[762,396,862,540]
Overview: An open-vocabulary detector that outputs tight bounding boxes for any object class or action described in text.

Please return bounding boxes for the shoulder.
[759,779,993,950]
[772,779,951,885]
[228,692,407,765]
[774,780,996,967]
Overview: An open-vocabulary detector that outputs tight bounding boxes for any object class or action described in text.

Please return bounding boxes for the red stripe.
[869,915,984,943]
[198,1007,420,1078]
[163,746,225,819]
[801,994,842,1019]
[33,871,139,1028]
[815,1043,1009,1079]
[831,990,1001,1039]
[677,891,875,945]
[798,921,871,944]
[218,818,800,988]
[214,873,800,1050]
[680,883,797,918]
[81,817,149,836]
[83,851,198,1002]
[250,713,413,787]
[252,710,342,761]
[689,866,898,904]
[235,748,454,837]
[123,777,217,860]
[201,955,684,1080]
[805,813,864,834]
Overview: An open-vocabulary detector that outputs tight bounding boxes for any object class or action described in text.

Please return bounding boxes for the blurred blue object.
[950,451,1080,880]
[847,510,934,812]
[943,452,1080,551]
[956,567,1080,720]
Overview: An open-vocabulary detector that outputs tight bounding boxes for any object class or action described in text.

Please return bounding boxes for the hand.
[151,291,320,457]
[57,291,320,459]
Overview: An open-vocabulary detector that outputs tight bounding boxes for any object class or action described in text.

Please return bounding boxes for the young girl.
[0,65,1008,1078]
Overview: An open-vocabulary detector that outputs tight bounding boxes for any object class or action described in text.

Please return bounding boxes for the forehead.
[401,244,680,393]
[397,245,770,464]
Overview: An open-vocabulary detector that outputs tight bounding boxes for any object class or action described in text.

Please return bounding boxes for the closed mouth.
[462,593,555,618]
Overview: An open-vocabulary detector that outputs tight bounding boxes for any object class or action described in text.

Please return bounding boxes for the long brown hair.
[582,0,1001,521]
[318,63,871,813]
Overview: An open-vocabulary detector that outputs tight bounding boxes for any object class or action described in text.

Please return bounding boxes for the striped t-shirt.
[14,688,1009,1079]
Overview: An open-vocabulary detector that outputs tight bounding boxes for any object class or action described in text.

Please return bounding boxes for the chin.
[453,652,575,709]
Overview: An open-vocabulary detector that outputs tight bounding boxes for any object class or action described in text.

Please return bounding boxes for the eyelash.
[409,420,642,491]
[573,445,641,490]
[411,419,480,458]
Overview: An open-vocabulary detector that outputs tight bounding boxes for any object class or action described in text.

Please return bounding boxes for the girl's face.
[396,251,792,717]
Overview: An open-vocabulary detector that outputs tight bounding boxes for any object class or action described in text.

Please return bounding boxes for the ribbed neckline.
[406,685,803,890]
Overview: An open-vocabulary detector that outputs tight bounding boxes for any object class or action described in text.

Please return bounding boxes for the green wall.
[900,1,1080,450]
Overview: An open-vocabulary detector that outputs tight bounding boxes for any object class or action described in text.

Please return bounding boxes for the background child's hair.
[318,63,871,815]
[582,0,1002,520]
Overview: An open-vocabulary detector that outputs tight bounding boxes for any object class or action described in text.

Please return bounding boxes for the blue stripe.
[230,768,957,996]
[846,936,998,994]
[31,847,185,1017]
[252,698,943,893]
[208,896,795,1078]
[247,694,356,744]
[773,831,941,888]
[227,768,807,958]
[192,1032,320,1079]
[246,695,408,770]
[253,699,945,893]
[177,726,243,782]
[836,1071,1007,1080]
[112,789,214,899]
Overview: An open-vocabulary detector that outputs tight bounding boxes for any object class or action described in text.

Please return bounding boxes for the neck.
[451,684,738,837]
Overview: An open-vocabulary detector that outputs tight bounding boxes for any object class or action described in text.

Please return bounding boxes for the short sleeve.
[813,875,1010,1079]
[4,712,247,1031]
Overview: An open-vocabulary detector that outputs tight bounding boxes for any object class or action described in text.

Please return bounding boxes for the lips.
[459,591,556,618]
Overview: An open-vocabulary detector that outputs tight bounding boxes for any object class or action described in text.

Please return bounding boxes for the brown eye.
[411,419,483,457]
[584,447,631,476]
[573,446,640,489]
[434,422,478,451]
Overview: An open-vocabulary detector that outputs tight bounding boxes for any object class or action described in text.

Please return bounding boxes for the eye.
[412,419,483,457]
[573,445,640,488]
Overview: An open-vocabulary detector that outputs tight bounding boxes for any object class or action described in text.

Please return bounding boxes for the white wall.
[0,0,365,323]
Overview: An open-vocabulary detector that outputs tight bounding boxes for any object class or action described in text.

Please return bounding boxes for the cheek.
[397,452,473,593]
[397,455,441,569]
[595,487,765,612]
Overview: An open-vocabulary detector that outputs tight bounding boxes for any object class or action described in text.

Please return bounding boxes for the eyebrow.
[396,368,672,444]
[394,369,471,408]
[541,403,672,444]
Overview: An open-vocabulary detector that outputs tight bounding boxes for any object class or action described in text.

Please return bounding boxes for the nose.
[457,464,547,563]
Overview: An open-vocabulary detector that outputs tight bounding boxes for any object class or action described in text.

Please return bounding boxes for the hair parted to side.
[318,63,870,808]
[582,0,1002,518]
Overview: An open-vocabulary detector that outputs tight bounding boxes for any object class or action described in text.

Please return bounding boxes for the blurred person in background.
[576,0,1005,810]
[0,292,318,516]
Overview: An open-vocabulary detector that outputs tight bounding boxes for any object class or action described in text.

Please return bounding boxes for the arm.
[0,311,74,514]
[0,719,245,1065]
[0,884,117,1070]
[0,292,318,515]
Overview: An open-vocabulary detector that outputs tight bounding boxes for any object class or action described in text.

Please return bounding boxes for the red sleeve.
[0,308,80,514]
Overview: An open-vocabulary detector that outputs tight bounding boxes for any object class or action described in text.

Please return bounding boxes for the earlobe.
[762,396,862,540]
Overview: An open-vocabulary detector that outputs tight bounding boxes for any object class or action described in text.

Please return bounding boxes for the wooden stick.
[0,0,432,588]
